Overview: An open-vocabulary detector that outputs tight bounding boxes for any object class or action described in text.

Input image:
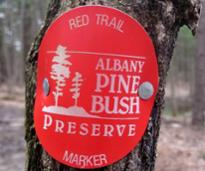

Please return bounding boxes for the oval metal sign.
[34,6,158,169]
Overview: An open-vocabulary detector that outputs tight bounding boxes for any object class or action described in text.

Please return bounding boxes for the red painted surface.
[34,6,158,169]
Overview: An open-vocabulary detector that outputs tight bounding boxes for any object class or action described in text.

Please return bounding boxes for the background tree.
[0,9,6,83]
[25,0,201,171]
[192,0,205,128]
[0,0,49,87]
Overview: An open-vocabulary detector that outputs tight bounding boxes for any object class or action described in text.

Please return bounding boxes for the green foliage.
[172,26,196,80]
[177,26,196,54]
[165,26,196,116]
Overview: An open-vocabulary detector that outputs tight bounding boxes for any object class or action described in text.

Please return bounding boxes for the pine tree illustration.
[50,45,72,106]
[70,72,83,106]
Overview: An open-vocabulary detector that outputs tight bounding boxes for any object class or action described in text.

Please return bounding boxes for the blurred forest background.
[0,0,204,171]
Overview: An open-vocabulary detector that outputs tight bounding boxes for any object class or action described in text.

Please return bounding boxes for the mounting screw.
[43,78,50,96]
[139,82,154,100]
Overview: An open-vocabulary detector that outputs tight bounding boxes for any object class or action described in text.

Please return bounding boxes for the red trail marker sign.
[34,6,159,169]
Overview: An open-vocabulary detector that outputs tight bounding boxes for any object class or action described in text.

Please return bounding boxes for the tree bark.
[25,0,201,170]
[192,0,205,127]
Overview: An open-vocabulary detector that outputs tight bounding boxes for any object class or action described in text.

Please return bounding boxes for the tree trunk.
[192,0,205,128]
[22,1,33,58]
[25,0,201,170]
[0,17,6,83]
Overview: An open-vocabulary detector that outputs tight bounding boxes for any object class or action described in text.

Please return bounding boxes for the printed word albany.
[91,58,145,115]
